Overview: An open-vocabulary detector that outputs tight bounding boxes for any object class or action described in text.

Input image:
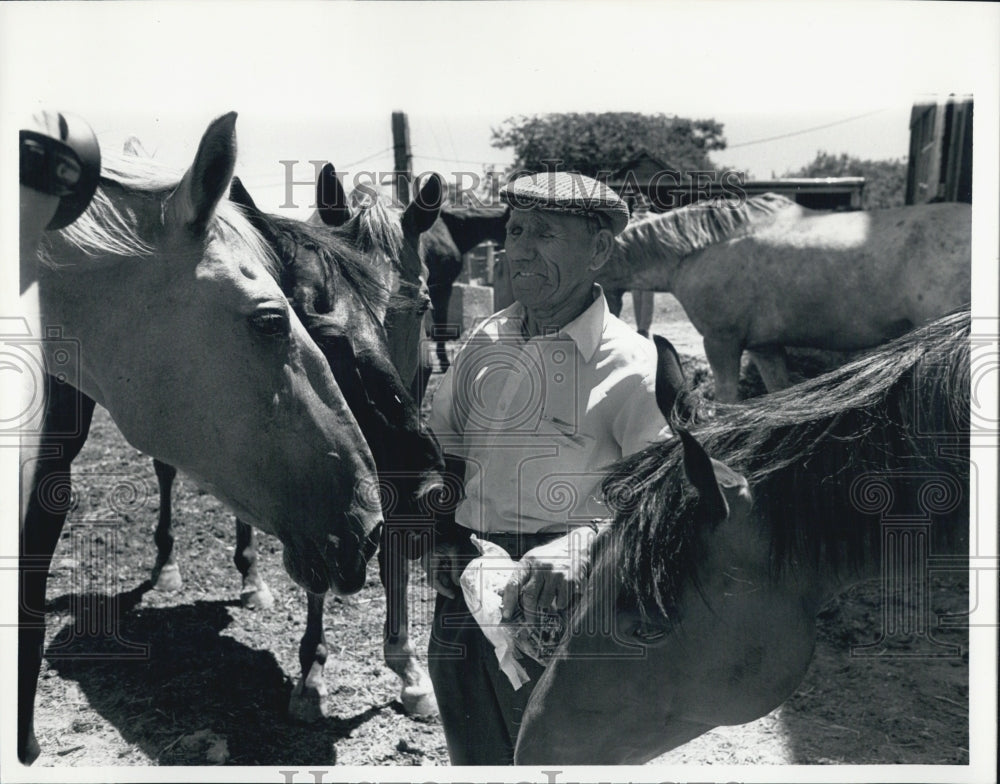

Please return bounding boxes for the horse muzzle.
[281,515,382,595]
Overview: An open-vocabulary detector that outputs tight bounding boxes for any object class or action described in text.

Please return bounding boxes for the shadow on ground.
[43,587,390,765]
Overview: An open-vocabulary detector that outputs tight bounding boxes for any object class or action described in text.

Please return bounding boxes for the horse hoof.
[18,732,40,765]
[400,686,439,717]
[152,564,183,592]
[288,683,328,723]
[240,584,274,611]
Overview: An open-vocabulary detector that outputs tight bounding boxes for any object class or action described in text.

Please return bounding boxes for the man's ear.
[587,229,614,272]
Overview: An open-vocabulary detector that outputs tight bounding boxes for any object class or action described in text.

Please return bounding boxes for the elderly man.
[424,171,671,764]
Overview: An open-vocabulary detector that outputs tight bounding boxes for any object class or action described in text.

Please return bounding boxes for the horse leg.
[492,255,514,311]
[150,459,183,592]
[234,518,274,610]
[632,290,654,338]
[605,288,624,318]
[288,591,329,722]
[410,353,434,409]
[429,284,454,373]
[703,336,743,403]
[747,346,792,394]
[19,379,96,764]
[380,530,438,716]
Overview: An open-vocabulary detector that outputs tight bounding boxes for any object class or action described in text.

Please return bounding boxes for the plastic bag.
[459,536,566,690]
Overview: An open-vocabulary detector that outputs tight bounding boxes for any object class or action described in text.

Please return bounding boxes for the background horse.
[19,114,382,765]
[600,193,971,402]
[419,206,509,386]
[311,163,436,389]
[515,308,970,764]
[149,168,447,719]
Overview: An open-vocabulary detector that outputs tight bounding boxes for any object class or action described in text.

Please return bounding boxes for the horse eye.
[632,622,667,642]
[249,308,290,338]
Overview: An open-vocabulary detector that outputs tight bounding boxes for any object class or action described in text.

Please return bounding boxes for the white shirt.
[427,287,671,536]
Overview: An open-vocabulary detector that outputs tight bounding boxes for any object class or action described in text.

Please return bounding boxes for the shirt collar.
[491,285,607,363]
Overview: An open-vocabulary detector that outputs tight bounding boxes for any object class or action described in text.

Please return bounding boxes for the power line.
[236,147,396,184]
[725,109,889,149]
[426,118,448,167]
[239,146,510,184]
[412,150,512,167]
[334,147,395,170]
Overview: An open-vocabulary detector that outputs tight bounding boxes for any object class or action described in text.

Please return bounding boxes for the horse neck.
[440,211,507,254]
[35,254,154,406]
[603,233,681,292]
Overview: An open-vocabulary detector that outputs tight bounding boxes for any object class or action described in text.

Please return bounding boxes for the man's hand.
[500,527,596,620]
[421,540,466,599]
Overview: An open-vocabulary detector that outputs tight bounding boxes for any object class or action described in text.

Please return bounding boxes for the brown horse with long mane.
[601,193,971,402]
[149,167,447,719]
[516,308,971,764]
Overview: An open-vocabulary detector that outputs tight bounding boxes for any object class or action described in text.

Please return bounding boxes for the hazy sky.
[3,1,997,219]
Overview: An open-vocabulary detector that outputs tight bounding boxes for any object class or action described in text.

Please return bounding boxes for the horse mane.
[253,209,391,318]
[335,195,405,273]
[39,153,278,279]
[310,190,431,316]
[616,192,800,265]
[601,309,971,623]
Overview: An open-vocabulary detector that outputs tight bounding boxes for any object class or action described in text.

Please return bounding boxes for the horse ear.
[653,334,694,425]
[229,176,258,212]
[677,429,729,523]
[228,176,274,240]
[403,173,443,235]
[164,112,238,232]
[316,163,351,227]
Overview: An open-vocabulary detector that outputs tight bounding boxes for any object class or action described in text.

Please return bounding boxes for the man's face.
[505,208,596,311]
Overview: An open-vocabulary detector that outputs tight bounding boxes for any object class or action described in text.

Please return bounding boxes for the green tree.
[785,151,907,209]
[490,112,727,178]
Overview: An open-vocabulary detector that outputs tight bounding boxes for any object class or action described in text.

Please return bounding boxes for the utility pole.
[392,111,412,205]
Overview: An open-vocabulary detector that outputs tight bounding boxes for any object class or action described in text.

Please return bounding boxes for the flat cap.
[500,172,630,235]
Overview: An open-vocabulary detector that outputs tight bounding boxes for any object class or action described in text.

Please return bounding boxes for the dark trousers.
[427,531,554,765]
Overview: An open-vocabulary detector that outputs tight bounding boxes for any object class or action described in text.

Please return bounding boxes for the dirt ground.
[25,293,969,770]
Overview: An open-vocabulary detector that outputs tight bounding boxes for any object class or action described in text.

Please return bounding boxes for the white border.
[2,2,997,782]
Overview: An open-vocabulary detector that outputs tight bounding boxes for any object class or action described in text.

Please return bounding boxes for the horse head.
[515,430,815,764]
[391,173,443,385]
[517,312,972,763]
[38,114,383,596]
[234,173,446,528]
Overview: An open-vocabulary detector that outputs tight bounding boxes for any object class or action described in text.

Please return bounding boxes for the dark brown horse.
[419,206,508,384]
[516,309,971,764]
[150,168,448,719]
